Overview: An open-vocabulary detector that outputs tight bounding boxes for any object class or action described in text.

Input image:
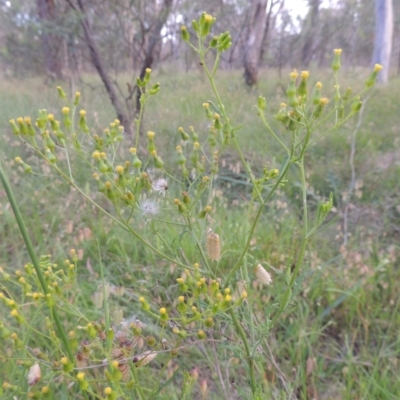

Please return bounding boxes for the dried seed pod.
[133,351,157,367]
[111,347,125,360]
[98,330,107,340]
[115,330,128,344]
[114,327,138,350]
[136,336,145,349]
[27,363,41,386]
[124,338,138,351]
[254,264,272,285]
[206,232,221,261]
[75,351,88,368]
[118,362,130,382]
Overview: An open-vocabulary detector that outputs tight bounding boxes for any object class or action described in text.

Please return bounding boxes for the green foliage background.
[1,68,400,398]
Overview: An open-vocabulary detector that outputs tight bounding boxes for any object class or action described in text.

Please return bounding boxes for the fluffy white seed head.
[140,199,159,217]
[152,178,168,196]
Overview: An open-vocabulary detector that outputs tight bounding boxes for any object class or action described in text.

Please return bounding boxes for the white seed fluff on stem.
[254,264,272,285]
[139,199,159,217]
[152,178,168,196]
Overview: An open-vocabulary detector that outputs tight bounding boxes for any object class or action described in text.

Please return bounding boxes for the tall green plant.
[1,12,382,400]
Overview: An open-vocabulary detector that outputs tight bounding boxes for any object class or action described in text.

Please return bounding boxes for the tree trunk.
[259,0,275,65]
[373,0,393,83]
[37,0,63,79]
[75,0,132,137]
[243,0,268,86]
[135,0,173,113]
[301,0,320,67]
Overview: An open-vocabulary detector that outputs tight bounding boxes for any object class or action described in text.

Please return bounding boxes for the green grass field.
[0,68,399,399]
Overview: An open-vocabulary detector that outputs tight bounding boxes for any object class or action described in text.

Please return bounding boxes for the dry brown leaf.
[306,356,316,377]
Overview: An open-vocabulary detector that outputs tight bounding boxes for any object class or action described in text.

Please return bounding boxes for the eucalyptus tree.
[373,0,393,83]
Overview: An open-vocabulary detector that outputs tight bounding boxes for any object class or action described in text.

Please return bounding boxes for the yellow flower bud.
[320,97,329,105]
[115,165,124,175]
[57,86,66,98]
[332,49,342,71]
[301,70,309,80]
[77,372,85,381]
[181,25,190,41]
[92,151,101,160]
[290,69,299,80]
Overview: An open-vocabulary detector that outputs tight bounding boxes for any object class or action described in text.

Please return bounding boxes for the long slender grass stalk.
[0,161,89,399]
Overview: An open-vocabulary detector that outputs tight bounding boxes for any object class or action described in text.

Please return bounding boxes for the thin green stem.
[242,256,256,344]
[259,111,289,154]
[185,216,216,279]
[309,111,357,146]
[224,155,292,286]
[334,72,340,124]
[293,125,311,163]
[211,51,221,78]
[290,157,308,286]
[98,242,112,354]
[232,136,264,202]
[310,105,338,132]
[162,168,184,185]
[0,165,49,298]
[152,218,186,227]
[300,158,308,238]
[308,124,338,146]
[131,365,146,400]
[229,309,256,395]
[199,52,264,204]
[64,146,73,182]
[153,230,175,255]
[135,91,146,149]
